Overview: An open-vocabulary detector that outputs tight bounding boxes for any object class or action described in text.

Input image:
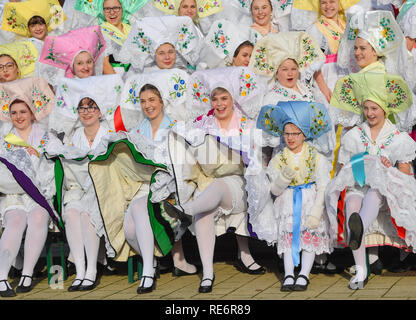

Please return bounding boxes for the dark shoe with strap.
[280,275,295,292]
[198,275,215,293]
[310,260,338,274]
[163,201,193,227]
[369,259,383,275]
[172,266,199,277]
[348,212,364,250]
[0,280,16,298]
[78,277,99,291]
[137,276,156,294]
[15,275,33,294]
[293,274,310,291]
[67,279,83,292]
[235,258,266,275]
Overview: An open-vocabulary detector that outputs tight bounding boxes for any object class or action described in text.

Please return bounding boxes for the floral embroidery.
[271,82,314,102]
[125,81,139,104]
[169,75,187,99]
[61,84,68,92]
[319,19,341,41]
[79,0,97,10]
[177,24,196,52]
[237,0,249,8]
[56,96,66,108]
[168,120,178,128]
[239,71,256,97]
[253,46,274,75]
[49,3,65,28]
[378,17,396,49]
[298,36,319,69]
[132,27,152,53]
[18,44,36,68]
[6,8,26,33]
[262,107,282,135]
[45,39,66,66]
[192,80,209,104]
[1,91,10,117]
[101,27,123,42]
[4,141,14,152]
[198,0,221,13]
[114,85,121,93]
[31,87,51,113]
[93,29,104,58]
[347,27,358,41]
[37,132,50,153]
[303,145,316,185]
[338,77,360,111]
[310,103,329,136]
[154,0,175,10]
[239,116,248,135]
[107,106,115,116]
[386,79,407,109]
[358,126,400,155]
[277,0,292,11]
[211,22,230,55]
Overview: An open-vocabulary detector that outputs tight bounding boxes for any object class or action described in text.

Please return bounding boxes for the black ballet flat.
[16,275,33,294]
[163,201,193,227]
[67,279,83,292]
[293,274,310,291]
[172,266,199,277]
[0,280,16,298]
[235,258,266,275]
[348,212,364,250]
[137,276,156,294]
[78,278,98,291]
[198,276,215,293]
[280,275,295,292]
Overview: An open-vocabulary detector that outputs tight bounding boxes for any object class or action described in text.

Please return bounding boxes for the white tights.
[63,208,100,285]
[345,189,383,282]
[0,207,49,290]
[282,248,315,286]
[123,196,155,288]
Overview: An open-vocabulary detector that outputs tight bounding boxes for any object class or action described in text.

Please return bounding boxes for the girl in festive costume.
[327,71,416,289]
[0,77,61,297]
[199,19,254,69]
[290,0,360,103]
[0,41,38,83]
[119,68,200,277]
[254,100,337,291]
[46,74,124,291]
[163,66,267,293]
[118,15,202,74]
[74,0,148,76]
[38,25,107,84]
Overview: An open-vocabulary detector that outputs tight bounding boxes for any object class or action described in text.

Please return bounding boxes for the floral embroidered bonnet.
[0,77,55,122]
[151,0,223,19]
[117,15,202,71]
[248,31,325,82]
[49,74,124,137]
[1,0,66,37]
[39,25,107,78]
[0,41,38,78]
[189,66,264,119]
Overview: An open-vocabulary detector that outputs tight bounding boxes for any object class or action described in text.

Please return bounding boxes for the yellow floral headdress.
[0,41,38,78]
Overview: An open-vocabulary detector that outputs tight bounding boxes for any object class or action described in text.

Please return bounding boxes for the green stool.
[128,255,143,284]
[45,233,68,285]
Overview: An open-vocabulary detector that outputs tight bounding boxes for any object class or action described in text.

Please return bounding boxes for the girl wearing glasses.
[0,77,58,297]
[46,74,124,292]
[255,100,336,292]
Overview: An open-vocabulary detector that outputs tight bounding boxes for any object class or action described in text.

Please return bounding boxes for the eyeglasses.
[103,6,122,13]
[0,62,16,72]
[77,106,99,114]
[283,132,303,138]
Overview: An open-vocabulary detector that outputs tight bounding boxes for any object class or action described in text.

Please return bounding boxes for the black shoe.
[310,260,338,274]
[15,275,33,294]
[280,275,295,292]
[0,280,16,298]
[66,261,76,277]
[8,266,22,279]
[387,255,413,273]
[79,277,98,291]
[172,266,199,277]
[163,201,193,227]
[293,274,310,291]
[348,212,364,250]
[370,259,383,275]
[137,276,156,294]
[198,276,215,293]
[98,262,117,276]
[67,279,83,292]
[234,259,266,275]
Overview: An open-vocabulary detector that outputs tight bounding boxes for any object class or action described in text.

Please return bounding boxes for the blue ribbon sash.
[288,182,315,266]
[350,152,368,187]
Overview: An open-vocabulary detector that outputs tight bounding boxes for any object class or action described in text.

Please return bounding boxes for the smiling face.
[276,59,299,89]
[28,16,48,41]
[283,123,305,153]
[232,44,253,67]
[73,51,94,78]
[211,88,234,122]
[178,0,197,21]
[251,0,273,26]
[363,100,385,128]
[155,43,176,69]
[10,101,34,131]
[103,0,123,27]
[406,36,416,52]
[78,98,102,128]
[354,37,378,69]
[140,89,164,121]
[320,0,340,19]
[0,55,19,83]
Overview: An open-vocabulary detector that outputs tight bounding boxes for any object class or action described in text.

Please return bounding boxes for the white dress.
[266,143,336,256]
[326,119,416,249]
